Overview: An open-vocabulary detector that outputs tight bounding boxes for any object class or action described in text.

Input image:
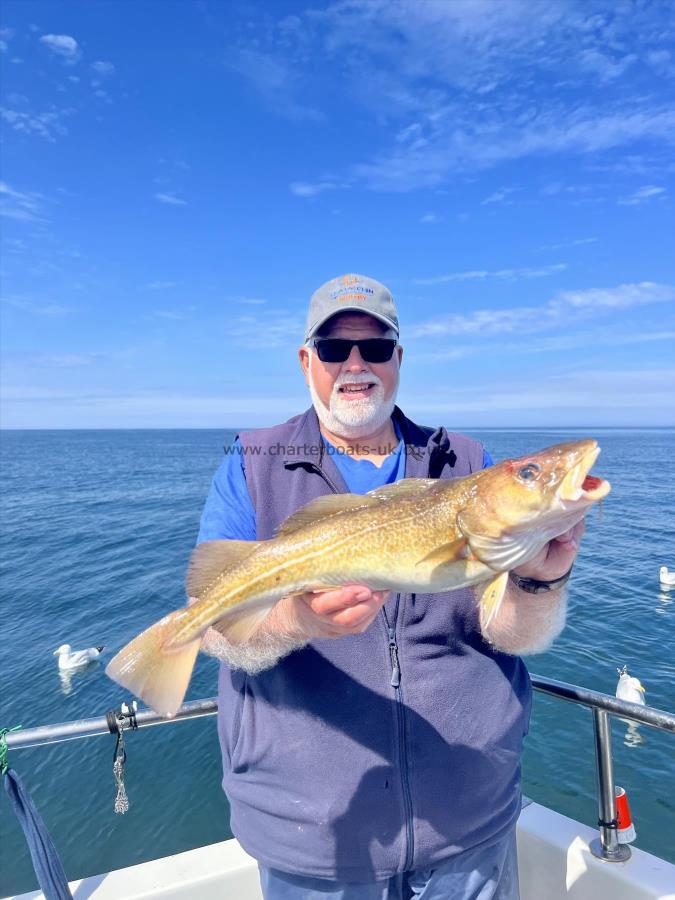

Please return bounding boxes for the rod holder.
[590,707,631,862]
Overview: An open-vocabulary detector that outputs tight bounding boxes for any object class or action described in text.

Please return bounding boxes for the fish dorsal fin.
[186,539,260,599]
[475,571,509,631]
[457,510,541,571]
[367,478,438,501]
[276,494,378,536]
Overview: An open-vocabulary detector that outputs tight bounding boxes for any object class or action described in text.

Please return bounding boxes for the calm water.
[1,428,673,895]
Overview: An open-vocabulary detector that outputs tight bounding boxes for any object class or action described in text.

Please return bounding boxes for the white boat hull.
[7,801,675,900]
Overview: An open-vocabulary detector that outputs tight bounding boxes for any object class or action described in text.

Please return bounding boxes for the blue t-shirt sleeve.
[482,449,494,469]
[197,437,257,543]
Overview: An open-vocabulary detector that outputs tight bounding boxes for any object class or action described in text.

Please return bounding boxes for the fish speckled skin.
[107,438,610,715]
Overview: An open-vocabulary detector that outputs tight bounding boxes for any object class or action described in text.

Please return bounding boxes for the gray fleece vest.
[216,407,531,880]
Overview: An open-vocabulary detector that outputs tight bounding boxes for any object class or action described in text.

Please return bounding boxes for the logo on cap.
[329,275,374,304]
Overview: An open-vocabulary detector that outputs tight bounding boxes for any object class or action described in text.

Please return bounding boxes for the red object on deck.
[615,786,637,844]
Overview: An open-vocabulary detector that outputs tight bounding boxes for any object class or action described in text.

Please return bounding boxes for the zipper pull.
[388,628,401,688]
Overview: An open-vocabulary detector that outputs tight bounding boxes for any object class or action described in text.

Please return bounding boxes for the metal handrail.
[529,674,674,863]
[4,675,674,862]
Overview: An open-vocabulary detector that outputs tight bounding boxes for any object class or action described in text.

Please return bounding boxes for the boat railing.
[4,674,675,864]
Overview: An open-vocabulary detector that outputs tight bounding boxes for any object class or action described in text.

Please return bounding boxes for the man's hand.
[511,519,585,583]
[269,585,390,640]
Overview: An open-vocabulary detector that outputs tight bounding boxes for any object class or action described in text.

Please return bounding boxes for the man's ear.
[298,345,310,386]
[396,343,403,367]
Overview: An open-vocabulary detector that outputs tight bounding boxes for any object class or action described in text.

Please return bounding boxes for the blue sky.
[1,0,674,428]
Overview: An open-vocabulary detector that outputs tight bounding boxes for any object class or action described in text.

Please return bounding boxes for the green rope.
[0,725,22,776]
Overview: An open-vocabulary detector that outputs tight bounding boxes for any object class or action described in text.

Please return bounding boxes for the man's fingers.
[328,602,379,630]
[304,585,387,616]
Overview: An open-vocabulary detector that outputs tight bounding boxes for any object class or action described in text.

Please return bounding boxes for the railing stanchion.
[590,708,630,862]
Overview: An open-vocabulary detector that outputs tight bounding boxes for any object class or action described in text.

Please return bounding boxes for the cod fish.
[106,439,610,716]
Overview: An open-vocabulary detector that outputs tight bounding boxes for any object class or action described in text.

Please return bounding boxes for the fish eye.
[517,462,541,483]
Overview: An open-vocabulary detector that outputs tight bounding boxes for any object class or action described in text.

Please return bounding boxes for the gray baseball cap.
[305,274,399,341]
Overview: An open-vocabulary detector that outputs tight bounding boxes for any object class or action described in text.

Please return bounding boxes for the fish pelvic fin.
[105,608,200,717]
[416,538,467,567]
[209,600,277,644]
[475,571,509,632]
[186,539,261,599]
[276,494,377,536]
[457,510,540,571]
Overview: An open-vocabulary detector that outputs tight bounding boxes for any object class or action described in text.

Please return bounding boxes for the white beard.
[309,366,399,439]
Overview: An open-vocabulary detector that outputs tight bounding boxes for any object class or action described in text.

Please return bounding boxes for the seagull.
[659,566,675,588]
[616,665,646,706]
[53,644,104,671]
[616,665,646,747]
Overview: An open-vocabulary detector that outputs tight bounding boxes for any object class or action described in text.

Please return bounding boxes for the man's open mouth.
[338,383,376,396]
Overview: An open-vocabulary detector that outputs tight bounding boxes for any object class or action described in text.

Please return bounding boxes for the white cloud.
[154,192,187,206]
[91,60,115,77]
[227,311,303,348]
[152,310,188,321]
[0,27,13,52]
[552,282,674,311]
[481,187,516,205]
[145,281,177,290]
[353,107,675,192]
[405,367,675,424]
[420,212,441,224]
[0,181,45,222]
[409,281,675,338]
[537,237,598,252]
[39,34,80,64]
[240,2,675,193]
[0,105,72,141]
[617,185,666,206]
[227,47,323,122]
[414,263,566,286]
[3,295,73,316]
[289,180,345,197]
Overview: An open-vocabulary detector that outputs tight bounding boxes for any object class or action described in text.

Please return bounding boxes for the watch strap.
[509,564,574,595]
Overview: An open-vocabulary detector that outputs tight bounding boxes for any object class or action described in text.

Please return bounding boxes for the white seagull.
[616,665,646,706]
[53,644,104,671]
[659,566,675,588]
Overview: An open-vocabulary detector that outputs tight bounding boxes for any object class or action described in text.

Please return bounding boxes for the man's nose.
[344,345,367,371]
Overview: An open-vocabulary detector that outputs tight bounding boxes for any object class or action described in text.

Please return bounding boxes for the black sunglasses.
[313,338,398,364]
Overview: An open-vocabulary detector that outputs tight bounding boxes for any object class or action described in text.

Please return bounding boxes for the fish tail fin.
[105,609,200,717]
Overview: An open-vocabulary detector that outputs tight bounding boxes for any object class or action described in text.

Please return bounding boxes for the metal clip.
[106,702,138,815]
[112,724,129,814]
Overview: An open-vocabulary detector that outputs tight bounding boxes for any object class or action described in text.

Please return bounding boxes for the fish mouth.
[558,443,611,503]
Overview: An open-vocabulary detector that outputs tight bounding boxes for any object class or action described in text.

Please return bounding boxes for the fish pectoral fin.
[475,571,509,632]
[210,601,277,644]
[186,539,261,599]
[367,478,438,501]
[276,494,378,536]
[106,609,201,717]
[416,538,467,567]
[457,511,538,571]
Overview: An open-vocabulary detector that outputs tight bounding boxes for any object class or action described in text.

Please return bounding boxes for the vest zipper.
[295,457,416,869]
[388,627,401,688]
[381,600,414,871]
[297,461,342,495]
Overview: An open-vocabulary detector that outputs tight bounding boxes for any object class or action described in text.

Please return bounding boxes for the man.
[197,274,583,900]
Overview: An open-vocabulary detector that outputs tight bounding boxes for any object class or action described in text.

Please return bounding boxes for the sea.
[0,428,673,896]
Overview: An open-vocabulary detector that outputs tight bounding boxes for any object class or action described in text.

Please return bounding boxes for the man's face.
[299,312,403,438]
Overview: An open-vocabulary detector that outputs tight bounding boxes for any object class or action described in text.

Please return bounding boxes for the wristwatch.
[509,564,574,595]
